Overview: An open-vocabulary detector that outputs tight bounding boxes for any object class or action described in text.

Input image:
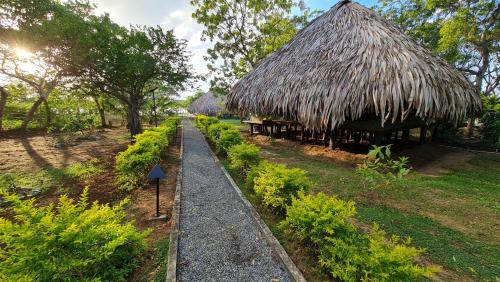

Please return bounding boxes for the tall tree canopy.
[191,0,316,94]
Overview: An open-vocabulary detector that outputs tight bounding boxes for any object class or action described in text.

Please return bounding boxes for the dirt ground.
[0,126,182,282]
[243,131,480,175]
[0,127,131,172]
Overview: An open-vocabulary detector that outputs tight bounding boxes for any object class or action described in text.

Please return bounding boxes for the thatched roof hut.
[188,92,224,116]
[227,0,481,132]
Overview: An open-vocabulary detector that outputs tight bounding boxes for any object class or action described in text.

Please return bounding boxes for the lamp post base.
[150,214,168,221]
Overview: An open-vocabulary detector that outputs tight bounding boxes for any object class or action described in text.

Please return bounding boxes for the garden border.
[199,122,306,282]
[165,123,184,282]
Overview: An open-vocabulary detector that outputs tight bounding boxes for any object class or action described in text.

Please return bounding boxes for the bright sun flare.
[15,47,32,59]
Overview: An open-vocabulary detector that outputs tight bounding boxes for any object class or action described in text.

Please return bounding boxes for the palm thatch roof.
[188,92,224,116]
[227,0,481,131]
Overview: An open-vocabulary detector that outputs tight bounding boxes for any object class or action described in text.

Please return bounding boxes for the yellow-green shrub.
[0,188,150,281]
[228,143,262,175]
[115,117,179,190]
[194,115,218,134]
[214,128,244,155]
[207,123,233,142]
[252,163,312,212]
[280,192,439,281]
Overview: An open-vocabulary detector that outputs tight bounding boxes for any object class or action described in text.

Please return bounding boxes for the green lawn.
[220,118,248,129]
[225,138,500,281]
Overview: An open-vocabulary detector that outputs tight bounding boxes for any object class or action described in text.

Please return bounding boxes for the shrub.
[279,192,356,245]
[194,115,218,134]
[246,160,275,189]
[252,163,312,212]
[280,192,439,281]
[214,128,244,155]
[0,188,150,281]
[115,116,179,190]
[228,143,262,175]
[480,111,500,150]
[356,145,411,189]
[207,123,233,142]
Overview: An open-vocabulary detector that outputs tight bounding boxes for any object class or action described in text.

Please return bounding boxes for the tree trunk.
[0,86,8,131]
[43,100,51,127]
[93,97,107,127]
[127,99,142,136]
[21,93,49,131]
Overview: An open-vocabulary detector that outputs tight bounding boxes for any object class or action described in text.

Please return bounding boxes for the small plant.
[356,145,411,188]
[227,143,262,175]
[252,163,312,213]
[207,123,233,142]
[214,128,244,155]
[280,192,439,281]
[65,159,105,180]
[0,188,150,281]
[194,115,219,134]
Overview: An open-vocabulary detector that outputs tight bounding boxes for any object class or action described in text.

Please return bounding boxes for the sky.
[91,0,378,98]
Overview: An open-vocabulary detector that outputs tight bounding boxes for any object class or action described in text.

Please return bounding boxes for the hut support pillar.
[329,131,336,150]
[431,124,439,142]
[250,125,254,136]
[402,129,410,141]
[419,126,427,144]
[301,127,305,144]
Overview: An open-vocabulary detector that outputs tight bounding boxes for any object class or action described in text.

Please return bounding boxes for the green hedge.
[193,115,218,134]
[280,193,439,281]
[116,116,180,190]
[0,188,150,281]
[227,143,262,175]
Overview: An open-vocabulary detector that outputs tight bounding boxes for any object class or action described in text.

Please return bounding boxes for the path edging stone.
[165,124,184,282]
[199,122,306,282]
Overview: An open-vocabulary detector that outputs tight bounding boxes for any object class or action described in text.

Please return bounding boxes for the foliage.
[356,145,411,188]
[480,110,500,149]
[377,0,499,106]
[227,143,262,175]
[65,159,105,180]
[252,162,312,212]
[116,116,180,190]
[190,0,317,94]
[214,128,244,155]
[153,239,170,282]
[207,122,233,142]
[0,188,150,281]
[280,192,439,281]
[194,114,219,134]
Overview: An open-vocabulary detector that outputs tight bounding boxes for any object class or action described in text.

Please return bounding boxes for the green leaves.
[0,187,150,281]
[191,0,315,94]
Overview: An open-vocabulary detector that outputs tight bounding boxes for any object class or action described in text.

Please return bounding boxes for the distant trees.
[377,0,500,135]
[191,0,316,94]
[0,0,192,135]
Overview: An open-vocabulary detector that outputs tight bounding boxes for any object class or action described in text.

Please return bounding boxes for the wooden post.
[329,131,336,150]
[419,126,427,144]
[250,124,254,136]
[301,127,305,144]
[402,129,410,141]
[431,124,439,141]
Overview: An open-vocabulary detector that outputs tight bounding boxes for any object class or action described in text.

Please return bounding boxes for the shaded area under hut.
[188,92,224,117]
[227,0,481,149]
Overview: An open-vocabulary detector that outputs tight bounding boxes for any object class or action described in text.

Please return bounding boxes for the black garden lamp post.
[147,164,167,219]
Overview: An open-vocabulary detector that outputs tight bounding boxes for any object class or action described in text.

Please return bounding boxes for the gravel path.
[177,120,292,282]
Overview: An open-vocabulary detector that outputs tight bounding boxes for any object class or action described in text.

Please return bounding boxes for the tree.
[0,85,8,131]
[377,0,500,135]
[84,17,191,135]
[0,0,93,130]
[191,0,316,94]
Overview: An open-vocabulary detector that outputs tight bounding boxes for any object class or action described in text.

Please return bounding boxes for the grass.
[0,159,106,194]
[224,137,500,281]
[220,118,248,130]
[153,239,170,282]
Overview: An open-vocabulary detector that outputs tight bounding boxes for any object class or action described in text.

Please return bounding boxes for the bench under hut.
[188,92,224,117]
[227,0,481,148]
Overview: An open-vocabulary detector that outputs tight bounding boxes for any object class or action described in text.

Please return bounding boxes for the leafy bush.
[252,163,312,212]
[207,122,233,142]
[194,114,218,134]
[0,188,150,281]
[228,143,262,175]
[356,145,411,188]
[65,159,105,180]
[214,128,244,155]
[116,116,180,190]
[280,192,439,281]
[480,111,500,149]
[245,160,275,189]
[279,192,356,245]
